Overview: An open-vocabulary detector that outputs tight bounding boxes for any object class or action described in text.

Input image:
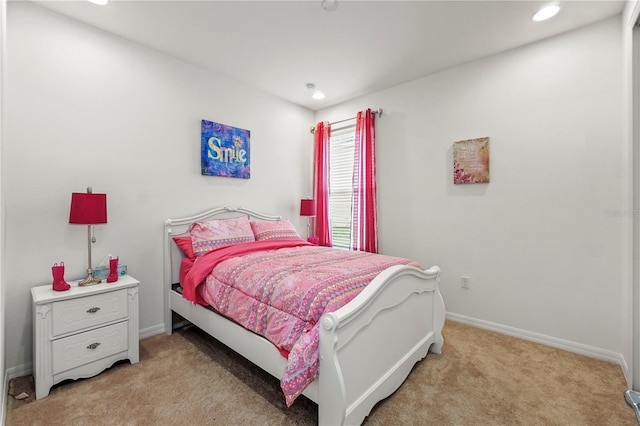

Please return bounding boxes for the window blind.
[329,125,355,248]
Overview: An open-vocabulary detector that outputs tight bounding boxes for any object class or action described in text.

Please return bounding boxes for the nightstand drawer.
[52,289,128,336]
[52,321,128,375]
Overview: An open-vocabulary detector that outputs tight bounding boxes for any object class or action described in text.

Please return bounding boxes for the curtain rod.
[309,108,383,134]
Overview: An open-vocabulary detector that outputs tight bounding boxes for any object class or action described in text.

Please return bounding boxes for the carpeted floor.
[6,320,635,425]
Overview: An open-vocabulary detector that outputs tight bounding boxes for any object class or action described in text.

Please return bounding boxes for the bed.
[163,205,444,425]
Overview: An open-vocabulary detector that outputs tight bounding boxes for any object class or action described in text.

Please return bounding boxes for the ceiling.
[31,0,625,111]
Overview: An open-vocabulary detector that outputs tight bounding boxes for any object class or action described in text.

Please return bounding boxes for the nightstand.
[31,275,139,400]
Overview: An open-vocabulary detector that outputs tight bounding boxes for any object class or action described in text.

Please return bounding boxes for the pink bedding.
[181,239,421,406]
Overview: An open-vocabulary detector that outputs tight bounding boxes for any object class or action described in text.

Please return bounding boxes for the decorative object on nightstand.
[69,187,107,286]
[31,275,140,399]
[51,262,70,292]
[107,256,119,283]
[299,198,316,239]
[93,263,127,281]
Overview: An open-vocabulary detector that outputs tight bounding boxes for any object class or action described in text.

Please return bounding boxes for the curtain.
[313,121,332,247]
[351,108,378,253]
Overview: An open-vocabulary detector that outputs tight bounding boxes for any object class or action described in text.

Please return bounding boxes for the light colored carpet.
[6,320,635,425]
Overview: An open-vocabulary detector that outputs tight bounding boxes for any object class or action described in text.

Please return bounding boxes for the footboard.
[318,265,444,426]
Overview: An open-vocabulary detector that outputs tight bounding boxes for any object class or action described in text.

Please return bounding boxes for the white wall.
[4,1,630,378]
[4,2,314,373]
[0,0,7,420]
[317,17,628,366]
[625,0,640,389]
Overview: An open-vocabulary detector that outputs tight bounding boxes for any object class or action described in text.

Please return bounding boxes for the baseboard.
[3,360,32,418]
[1,368,7,426]
[139,323,165,340]
[446,313,629,380]
[5,362,31,382]
[147,315,629,375]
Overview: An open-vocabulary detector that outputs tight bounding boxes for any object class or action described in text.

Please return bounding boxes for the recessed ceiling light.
[312,90,325,100]
[532,4,560,22]
[321,0,339,12]
[88,0,109,4]
[306,83,326,100]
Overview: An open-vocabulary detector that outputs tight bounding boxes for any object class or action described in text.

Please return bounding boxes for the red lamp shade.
[69,192,107,224]
[299,199,316,217]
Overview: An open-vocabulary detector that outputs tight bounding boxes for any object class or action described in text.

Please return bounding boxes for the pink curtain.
[313,121,332,247]
[351,109,378,253]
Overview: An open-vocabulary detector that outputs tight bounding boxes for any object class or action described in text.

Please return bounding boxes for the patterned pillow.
[190,216,255,256]
[250,219,302,241]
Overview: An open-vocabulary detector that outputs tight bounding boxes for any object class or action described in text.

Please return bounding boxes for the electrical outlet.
[461,276,470,289]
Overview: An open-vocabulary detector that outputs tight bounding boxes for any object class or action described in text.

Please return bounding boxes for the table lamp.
[299,198,316,240]
[69,187,107,286]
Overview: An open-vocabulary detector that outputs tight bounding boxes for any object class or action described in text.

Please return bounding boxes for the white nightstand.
[31,275,139,400]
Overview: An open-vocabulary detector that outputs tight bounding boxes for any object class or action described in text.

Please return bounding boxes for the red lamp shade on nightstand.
[299,199,316,240]
[69,192,107,225]
[69,188,107,286]
[299,199,316,217]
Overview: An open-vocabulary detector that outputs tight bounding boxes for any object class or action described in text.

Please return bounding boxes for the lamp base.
[78,272,102,286]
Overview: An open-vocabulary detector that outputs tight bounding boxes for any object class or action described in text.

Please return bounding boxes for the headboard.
[163,205,283,287]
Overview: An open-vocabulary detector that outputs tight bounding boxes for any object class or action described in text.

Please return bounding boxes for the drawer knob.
[86,307,101,314]
[86,342,101,350]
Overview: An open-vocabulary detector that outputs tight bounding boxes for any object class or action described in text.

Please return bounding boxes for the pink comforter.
[181,239,420,406]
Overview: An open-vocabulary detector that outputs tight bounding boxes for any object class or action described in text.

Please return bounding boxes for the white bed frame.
[163,205,445,426]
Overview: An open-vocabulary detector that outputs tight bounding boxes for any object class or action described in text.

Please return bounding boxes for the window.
[329,124,355,248]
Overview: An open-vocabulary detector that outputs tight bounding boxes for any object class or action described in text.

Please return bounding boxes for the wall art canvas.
[453,137,490,184]
[201,119,250,179]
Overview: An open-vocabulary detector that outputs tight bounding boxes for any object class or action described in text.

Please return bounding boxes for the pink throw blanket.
[181,240,420,406]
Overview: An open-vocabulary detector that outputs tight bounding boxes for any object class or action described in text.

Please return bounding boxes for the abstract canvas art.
[201,119,250,179]
[453,137,490,184]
